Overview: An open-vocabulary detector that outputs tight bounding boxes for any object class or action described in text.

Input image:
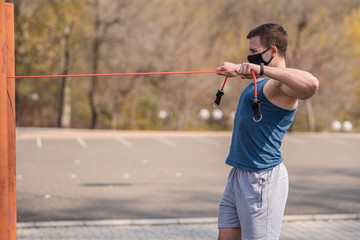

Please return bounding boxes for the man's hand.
[216,62,261,79]
[235,62,261,79]
[215,62,240,77]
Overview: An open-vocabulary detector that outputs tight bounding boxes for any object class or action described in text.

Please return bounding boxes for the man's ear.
[271,46,278,56]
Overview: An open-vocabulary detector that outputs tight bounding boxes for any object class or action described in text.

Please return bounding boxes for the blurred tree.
[46,0,83,128]
[342,6,360,127]
[14,0,90,127]
[12,0,360,131]
[87,0,131,129]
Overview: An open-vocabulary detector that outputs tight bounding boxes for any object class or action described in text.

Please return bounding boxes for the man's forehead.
[248,36,263,50]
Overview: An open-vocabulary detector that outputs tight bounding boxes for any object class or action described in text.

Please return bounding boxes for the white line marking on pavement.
[321,138,347,145]
[76,136,88,148]
[284,137,305,145]
[36,137,42,149]
[153,137,177,147]
[192,136,220,146]
[115,137,133,148]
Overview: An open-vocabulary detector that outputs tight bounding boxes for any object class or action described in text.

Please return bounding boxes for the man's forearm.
[263,66,319,100]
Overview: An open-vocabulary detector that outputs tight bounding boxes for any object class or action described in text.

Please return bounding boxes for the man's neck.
[270,58,286,68]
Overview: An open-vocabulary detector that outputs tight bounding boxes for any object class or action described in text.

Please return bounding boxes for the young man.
[215,23,319,240]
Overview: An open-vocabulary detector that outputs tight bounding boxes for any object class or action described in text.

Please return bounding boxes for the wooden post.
[6,3,16,239]
[0,0,10,238]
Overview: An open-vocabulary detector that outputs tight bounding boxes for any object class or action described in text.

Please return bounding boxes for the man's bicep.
[280,83,312,100]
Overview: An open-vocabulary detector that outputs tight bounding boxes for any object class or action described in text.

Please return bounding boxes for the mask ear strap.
[265,56,274,66]
[265,46,277,65]
[260,47,271,54]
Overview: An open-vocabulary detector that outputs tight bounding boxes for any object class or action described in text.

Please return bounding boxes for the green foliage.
[13,0,360,131]
[342,7,360,127]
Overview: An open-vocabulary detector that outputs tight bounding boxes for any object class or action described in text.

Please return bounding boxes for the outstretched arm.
[216,62,319,100]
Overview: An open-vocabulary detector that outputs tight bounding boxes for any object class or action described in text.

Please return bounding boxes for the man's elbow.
[308,75,319,95]
[300,76,319,100]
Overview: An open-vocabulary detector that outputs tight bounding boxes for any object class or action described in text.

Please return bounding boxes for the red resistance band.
[213,70,262,122]
[7,70,236,79]
[9,69,262,121]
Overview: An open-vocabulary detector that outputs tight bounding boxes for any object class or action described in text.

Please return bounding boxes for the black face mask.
[247,47,273,66]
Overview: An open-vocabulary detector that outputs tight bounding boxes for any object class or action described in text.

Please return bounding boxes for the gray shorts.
[218,163,288,240]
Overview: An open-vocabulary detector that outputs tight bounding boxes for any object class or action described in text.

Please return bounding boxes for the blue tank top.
[226,78,297,172]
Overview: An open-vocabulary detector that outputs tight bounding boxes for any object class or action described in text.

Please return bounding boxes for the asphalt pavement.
[15,128,360,239]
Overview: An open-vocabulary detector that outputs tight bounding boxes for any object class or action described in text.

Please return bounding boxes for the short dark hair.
[247,23,288,57]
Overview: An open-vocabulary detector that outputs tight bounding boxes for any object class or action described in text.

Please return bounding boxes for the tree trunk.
[89,77,98,129]
[305,99,315,132]
[111,107,118,130]
[294,14,316,132]
[61,77,71,128]
[176,78,189,131]
[57,25,71,128]
[89,0,100,129]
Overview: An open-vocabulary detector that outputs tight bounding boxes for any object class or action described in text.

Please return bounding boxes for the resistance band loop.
[213,70,262,122]
[250,70,262,122]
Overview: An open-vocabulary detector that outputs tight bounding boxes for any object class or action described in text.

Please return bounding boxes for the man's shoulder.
[263,79,298,110]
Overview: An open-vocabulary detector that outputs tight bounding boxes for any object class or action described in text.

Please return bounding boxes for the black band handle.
[214,90,224,106]
[252,99,262,122]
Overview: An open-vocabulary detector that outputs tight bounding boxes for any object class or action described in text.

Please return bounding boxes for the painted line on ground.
[191,136,220,146]
[76,136,88,148]
[152,137,178,147]
[321,138,347,145]
[283,136,305,145]
[115,137,133,148]
[36,137,42,149]
[17,214,360,229]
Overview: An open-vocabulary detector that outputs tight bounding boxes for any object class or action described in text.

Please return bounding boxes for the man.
[215,23,319,240]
